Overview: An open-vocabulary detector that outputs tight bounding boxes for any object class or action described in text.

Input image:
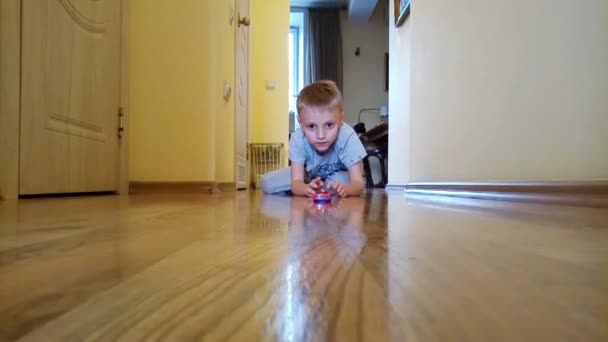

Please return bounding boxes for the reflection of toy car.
[312,189,332,203]
[314,201,331,210]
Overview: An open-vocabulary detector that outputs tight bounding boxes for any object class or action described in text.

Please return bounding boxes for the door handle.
[238,14,250,27]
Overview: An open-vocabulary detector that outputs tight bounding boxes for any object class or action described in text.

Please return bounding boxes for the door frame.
[0,0,129,200]
[234,0,251,190]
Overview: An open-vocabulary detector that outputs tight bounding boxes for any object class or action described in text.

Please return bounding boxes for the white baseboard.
[385,184,407,191]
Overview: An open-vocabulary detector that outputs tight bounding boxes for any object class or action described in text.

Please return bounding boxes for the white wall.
[387,0,411,186]
[340,3,388,129]
[389,0,608,184]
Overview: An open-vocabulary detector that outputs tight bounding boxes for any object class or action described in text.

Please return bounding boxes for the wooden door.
[19,0,122,195]
[235,0,250,190]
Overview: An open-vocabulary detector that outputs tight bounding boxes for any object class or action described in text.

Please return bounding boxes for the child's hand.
[327,181,347,198]
[306,177,323,197]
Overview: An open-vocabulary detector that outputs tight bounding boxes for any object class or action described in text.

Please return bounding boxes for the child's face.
[298,106,344,153]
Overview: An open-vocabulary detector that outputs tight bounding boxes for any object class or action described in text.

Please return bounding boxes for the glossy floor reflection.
[0,191,607,341]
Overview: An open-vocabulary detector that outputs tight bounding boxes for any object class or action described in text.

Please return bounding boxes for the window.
[289,27,299,101]
[289,11,305,133]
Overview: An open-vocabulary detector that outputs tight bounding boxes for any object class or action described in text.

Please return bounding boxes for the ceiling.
[290,0,379,22]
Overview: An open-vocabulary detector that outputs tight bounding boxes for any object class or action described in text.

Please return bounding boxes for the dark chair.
[354,122,387,188]
[353,122,366,135]
[363,143,387,188]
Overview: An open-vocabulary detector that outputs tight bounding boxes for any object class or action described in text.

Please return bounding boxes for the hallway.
[1,191,607,341]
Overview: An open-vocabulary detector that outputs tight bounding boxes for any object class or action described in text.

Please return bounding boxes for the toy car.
[312,189,332,203]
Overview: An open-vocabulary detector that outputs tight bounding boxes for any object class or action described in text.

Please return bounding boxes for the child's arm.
[291,162,323,197]
[328,161,365,197]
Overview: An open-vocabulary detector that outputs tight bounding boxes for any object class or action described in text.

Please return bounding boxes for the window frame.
[289,26,300,97]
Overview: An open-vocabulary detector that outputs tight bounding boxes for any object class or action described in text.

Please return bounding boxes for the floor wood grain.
[0,191,607,341]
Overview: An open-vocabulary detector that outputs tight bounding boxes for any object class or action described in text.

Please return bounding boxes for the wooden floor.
[0,191,607,341]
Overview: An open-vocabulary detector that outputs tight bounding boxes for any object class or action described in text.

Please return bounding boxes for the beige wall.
[389,0,608,184]
[341,3,389,128]
[251,0,290,165]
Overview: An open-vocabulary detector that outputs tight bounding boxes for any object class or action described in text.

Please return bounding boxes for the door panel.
[19,0,121,195]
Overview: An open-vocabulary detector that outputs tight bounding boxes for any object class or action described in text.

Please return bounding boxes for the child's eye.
[326,123,334,128]
[307,124,316,129]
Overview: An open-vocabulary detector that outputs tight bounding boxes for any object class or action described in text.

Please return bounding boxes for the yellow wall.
[129,1,238,183]
[389,0,608,184]
[129,0,289,183]
[251,0,290,164]
[211,1,236,183]
[129,0,214,182]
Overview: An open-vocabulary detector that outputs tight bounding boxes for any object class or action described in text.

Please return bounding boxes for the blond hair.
[296,80,343,115]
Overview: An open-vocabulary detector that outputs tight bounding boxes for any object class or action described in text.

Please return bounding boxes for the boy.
[261,80,367,197]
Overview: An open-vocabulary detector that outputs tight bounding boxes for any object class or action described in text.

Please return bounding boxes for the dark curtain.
[305,8,343,90]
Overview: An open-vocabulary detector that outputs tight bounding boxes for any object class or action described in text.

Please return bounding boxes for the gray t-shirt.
[289,123,367,181]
